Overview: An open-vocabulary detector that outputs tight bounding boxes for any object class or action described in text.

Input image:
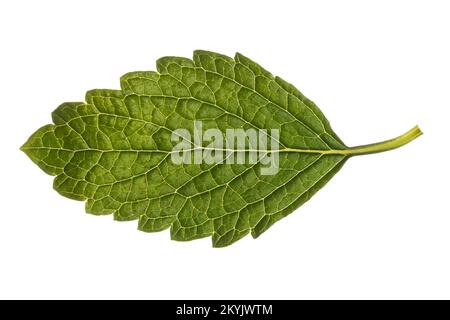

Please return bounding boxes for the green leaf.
[21,50,422,247]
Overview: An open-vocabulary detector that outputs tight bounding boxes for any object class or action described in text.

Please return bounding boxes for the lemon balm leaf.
[21,50,422,247]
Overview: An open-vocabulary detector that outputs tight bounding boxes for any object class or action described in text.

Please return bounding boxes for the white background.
[0,0,449,299]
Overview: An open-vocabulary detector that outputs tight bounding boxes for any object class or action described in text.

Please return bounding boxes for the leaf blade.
[21,50,420,246]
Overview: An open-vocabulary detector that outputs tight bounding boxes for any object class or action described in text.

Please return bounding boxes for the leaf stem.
[347,125,423,156]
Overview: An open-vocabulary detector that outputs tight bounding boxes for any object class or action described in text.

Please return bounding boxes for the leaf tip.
[20,136,35,157]
[19,142,27,153]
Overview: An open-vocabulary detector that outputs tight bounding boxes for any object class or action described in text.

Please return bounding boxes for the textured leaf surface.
[21,50,421,247]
